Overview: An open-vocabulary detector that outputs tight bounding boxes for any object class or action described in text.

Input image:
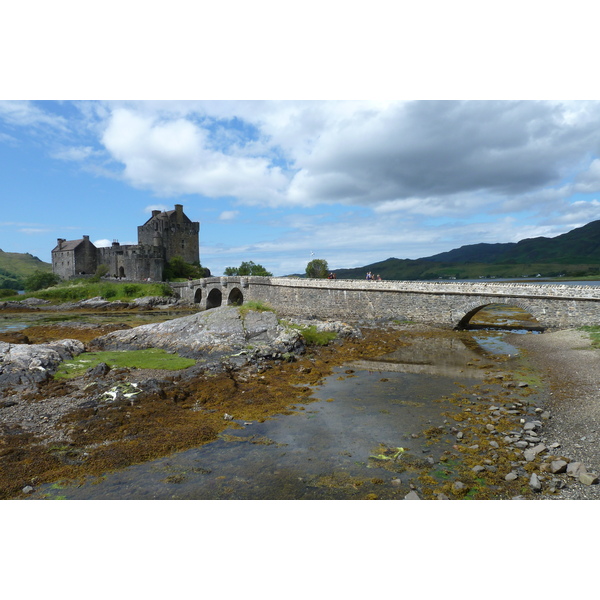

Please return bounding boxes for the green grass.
[578,325,600,348]
[238,300,275,316]
[54,348,196,380]
[281,321,338,346]
[17,280,173,304]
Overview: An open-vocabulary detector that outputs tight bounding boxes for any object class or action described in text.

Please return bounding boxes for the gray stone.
[22,486,34,494]
[505,472,518,482]
[567,462,587,478]
[579,472,599,485]
[529,473,542,492]
[90,306,305,361]
[404,491,421,500]
[471,465,485,473]
[550,460,568,474]
[0,339,85,392]
[452,481,466,492]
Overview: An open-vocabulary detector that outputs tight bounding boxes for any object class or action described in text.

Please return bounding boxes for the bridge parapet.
[171,277,600,329]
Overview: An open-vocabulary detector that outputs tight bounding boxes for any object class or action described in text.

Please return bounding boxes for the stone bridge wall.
[171,277,600,329]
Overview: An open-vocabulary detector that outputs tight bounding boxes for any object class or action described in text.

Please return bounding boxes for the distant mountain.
[422,220,600,265]
[331,220,600,281]
[0,249,52,290]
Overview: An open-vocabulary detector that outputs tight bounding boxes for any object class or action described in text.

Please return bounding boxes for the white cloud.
[93,239,112,247]
[19,228,50,234]
[51,145,96,161]
[0,100,68,131]
[219,210,239,221]
[90,101,600,223]
[101,108,288,203]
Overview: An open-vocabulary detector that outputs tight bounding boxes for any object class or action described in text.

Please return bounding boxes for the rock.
[505,472,518,482]
[404,491,420,499]
[90,305,305,361]
[436,493,450,500]
[472,465,485,473]
[0,339,85,392]
[391,478,403,487]
[550,460,568,474]
[529,473,542,492]
[86,362,111,377]
[22,485,35,494]
[579,472,599,485]
[452,481,466,492]
[567,462,587,478]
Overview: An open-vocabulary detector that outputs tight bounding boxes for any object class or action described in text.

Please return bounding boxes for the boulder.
[90,306,305,361]
[0,339,85,391]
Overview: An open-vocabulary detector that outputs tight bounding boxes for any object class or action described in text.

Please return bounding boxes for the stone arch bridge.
[171,277,600,330]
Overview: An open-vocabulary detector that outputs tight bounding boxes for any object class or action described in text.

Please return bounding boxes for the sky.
[3,99,600,277]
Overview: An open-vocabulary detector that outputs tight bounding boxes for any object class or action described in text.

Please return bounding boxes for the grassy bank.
[5,280,173,304]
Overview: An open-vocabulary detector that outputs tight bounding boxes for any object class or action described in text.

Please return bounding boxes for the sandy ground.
[509,329,600,499]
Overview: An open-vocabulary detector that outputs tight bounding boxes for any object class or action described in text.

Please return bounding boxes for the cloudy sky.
[2,3,599,278]
[2,99,600,276]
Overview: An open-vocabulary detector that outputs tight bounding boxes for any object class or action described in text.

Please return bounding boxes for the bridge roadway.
[170,277,600,330]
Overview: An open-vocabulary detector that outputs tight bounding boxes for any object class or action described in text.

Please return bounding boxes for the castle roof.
[52,238,94,253]
[141,204,193,226]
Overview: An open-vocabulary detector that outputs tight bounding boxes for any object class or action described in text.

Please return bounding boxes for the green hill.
[0,249,52,290]
[331,220,600,281]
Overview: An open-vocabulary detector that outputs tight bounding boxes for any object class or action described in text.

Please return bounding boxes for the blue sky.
[3,100,600,277]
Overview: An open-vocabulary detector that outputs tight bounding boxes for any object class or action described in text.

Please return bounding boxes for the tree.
[224,261,273,276]
[306,258,329,279]
[24,271,61,292]
[163,256,207,280]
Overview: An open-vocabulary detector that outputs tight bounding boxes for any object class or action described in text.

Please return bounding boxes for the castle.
[52,204,200,281]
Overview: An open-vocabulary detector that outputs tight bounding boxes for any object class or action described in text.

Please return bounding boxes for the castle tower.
[137,204,200,264]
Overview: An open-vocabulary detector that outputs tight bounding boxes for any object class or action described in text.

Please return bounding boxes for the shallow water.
[36,329,523,500]
[0,310,195,333]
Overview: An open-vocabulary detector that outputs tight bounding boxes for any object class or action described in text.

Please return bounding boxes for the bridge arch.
[227,287,243,306]
[455,300,543,330]
[206,288,222,309]
[194,288,202,304]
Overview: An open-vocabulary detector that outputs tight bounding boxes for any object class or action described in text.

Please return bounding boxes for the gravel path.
[509,329,600,499]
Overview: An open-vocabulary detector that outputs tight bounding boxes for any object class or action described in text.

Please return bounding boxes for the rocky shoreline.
[1,300,599,499]
[507,329,600,499]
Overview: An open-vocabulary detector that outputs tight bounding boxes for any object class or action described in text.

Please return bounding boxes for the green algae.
[54,348,196,380]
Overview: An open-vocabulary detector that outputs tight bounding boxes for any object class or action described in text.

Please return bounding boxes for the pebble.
[404,490,421,500]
